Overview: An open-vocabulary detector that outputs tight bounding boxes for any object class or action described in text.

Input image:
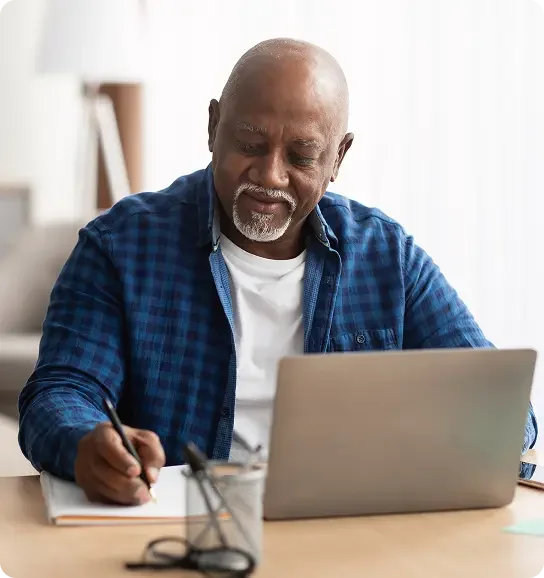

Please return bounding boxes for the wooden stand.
[97,83,143,210]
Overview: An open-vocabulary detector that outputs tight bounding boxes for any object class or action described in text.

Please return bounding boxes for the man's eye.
[290,154,315,167]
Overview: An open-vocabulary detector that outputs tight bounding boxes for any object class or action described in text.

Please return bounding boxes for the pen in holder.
[183,443,266,570]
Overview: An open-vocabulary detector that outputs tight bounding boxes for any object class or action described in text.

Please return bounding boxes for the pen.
[102,398,157,502]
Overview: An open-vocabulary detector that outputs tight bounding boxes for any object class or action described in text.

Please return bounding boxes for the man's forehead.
[223,83,338,135]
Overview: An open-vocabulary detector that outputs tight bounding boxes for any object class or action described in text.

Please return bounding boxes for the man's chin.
[234,214,292,243]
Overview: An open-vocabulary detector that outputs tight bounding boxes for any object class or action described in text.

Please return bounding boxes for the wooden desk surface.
[0,452,542,578]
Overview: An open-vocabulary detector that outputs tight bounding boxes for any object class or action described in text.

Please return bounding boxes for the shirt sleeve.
[402,233,538,452]
[18,222,125,480]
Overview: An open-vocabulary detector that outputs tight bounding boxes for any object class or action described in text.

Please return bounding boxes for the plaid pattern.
[18,166,537,480]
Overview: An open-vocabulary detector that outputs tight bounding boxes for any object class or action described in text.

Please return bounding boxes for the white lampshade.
[36,0,148,83]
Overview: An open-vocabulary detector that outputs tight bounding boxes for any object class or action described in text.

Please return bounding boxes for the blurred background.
[0,0,542,473]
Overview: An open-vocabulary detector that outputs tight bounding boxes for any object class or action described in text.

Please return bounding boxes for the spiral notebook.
[40,465,199,526]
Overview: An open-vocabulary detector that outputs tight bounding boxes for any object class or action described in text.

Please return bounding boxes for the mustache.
[234,183,297,211]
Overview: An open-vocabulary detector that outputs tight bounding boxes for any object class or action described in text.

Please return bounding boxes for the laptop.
[263,347,538,520]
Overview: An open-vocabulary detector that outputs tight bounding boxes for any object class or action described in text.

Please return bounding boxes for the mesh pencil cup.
[184,461,266,565]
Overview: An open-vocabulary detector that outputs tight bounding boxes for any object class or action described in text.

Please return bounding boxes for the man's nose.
[248,150,289,191]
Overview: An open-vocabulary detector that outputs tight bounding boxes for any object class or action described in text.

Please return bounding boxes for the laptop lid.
[263,348,537,520]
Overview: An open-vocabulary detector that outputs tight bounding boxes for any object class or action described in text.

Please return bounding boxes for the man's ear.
[208,99,220,152]
[330,133,354,182]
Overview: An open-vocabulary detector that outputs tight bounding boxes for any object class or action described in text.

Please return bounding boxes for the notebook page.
[41,465,189,522]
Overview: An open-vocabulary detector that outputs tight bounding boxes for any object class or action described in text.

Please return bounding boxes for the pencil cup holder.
[184,461,266,566]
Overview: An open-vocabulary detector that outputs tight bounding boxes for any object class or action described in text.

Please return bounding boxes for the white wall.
[0,0,82,224]
[143,0,544,443]
[1,0,543,443]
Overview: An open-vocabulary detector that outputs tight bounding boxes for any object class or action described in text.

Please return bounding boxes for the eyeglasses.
[125,535,256,577]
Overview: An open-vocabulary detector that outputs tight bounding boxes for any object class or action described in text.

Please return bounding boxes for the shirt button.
[221,407,230,418]
[356,334,365,345]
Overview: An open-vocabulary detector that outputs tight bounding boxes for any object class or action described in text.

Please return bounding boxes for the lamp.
[36,0,148,216]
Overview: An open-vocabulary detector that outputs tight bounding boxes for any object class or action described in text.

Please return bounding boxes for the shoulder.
[318,190,408,249]
[88,168,208,239]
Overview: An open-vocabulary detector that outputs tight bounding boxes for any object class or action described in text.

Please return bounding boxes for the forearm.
[17,222,127,480]
[18,371,108,480]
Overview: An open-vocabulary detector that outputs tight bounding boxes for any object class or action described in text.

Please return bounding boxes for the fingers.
[133,430,166,484]
[87,456,150,505]
[75,422,165,506]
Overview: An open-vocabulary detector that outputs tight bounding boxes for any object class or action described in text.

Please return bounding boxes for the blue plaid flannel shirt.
[18,165,538,480]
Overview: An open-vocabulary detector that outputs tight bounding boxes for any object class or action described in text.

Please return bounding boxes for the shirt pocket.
[328,328,398,353]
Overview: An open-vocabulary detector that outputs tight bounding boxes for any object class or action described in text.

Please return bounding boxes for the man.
[18,38,537,506]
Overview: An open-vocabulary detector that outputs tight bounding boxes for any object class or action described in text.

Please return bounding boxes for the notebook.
[40,465,201,526]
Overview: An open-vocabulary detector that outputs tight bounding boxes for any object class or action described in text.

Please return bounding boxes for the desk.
[0,452,542,578]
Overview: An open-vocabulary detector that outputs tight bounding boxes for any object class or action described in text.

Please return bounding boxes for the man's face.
[208,61,352,244]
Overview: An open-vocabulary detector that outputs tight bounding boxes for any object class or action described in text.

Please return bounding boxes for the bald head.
[221,38,349,133]
[208,38,354,256]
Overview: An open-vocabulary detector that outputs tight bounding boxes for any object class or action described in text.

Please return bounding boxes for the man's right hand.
[74,422,166,505]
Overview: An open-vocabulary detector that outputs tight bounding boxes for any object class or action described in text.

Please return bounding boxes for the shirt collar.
[197,163,337,249]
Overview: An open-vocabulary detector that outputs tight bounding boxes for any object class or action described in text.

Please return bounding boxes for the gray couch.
[0,222,83,419]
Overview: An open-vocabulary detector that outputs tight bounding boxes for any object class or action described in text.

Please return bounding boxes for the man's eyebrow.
[236,121,267,135]
[293,137,322,150]
[235,121,323,150]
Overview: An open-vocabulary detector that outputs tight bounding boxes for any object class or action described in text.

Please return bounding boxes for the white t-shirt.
[220,234,306,459]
